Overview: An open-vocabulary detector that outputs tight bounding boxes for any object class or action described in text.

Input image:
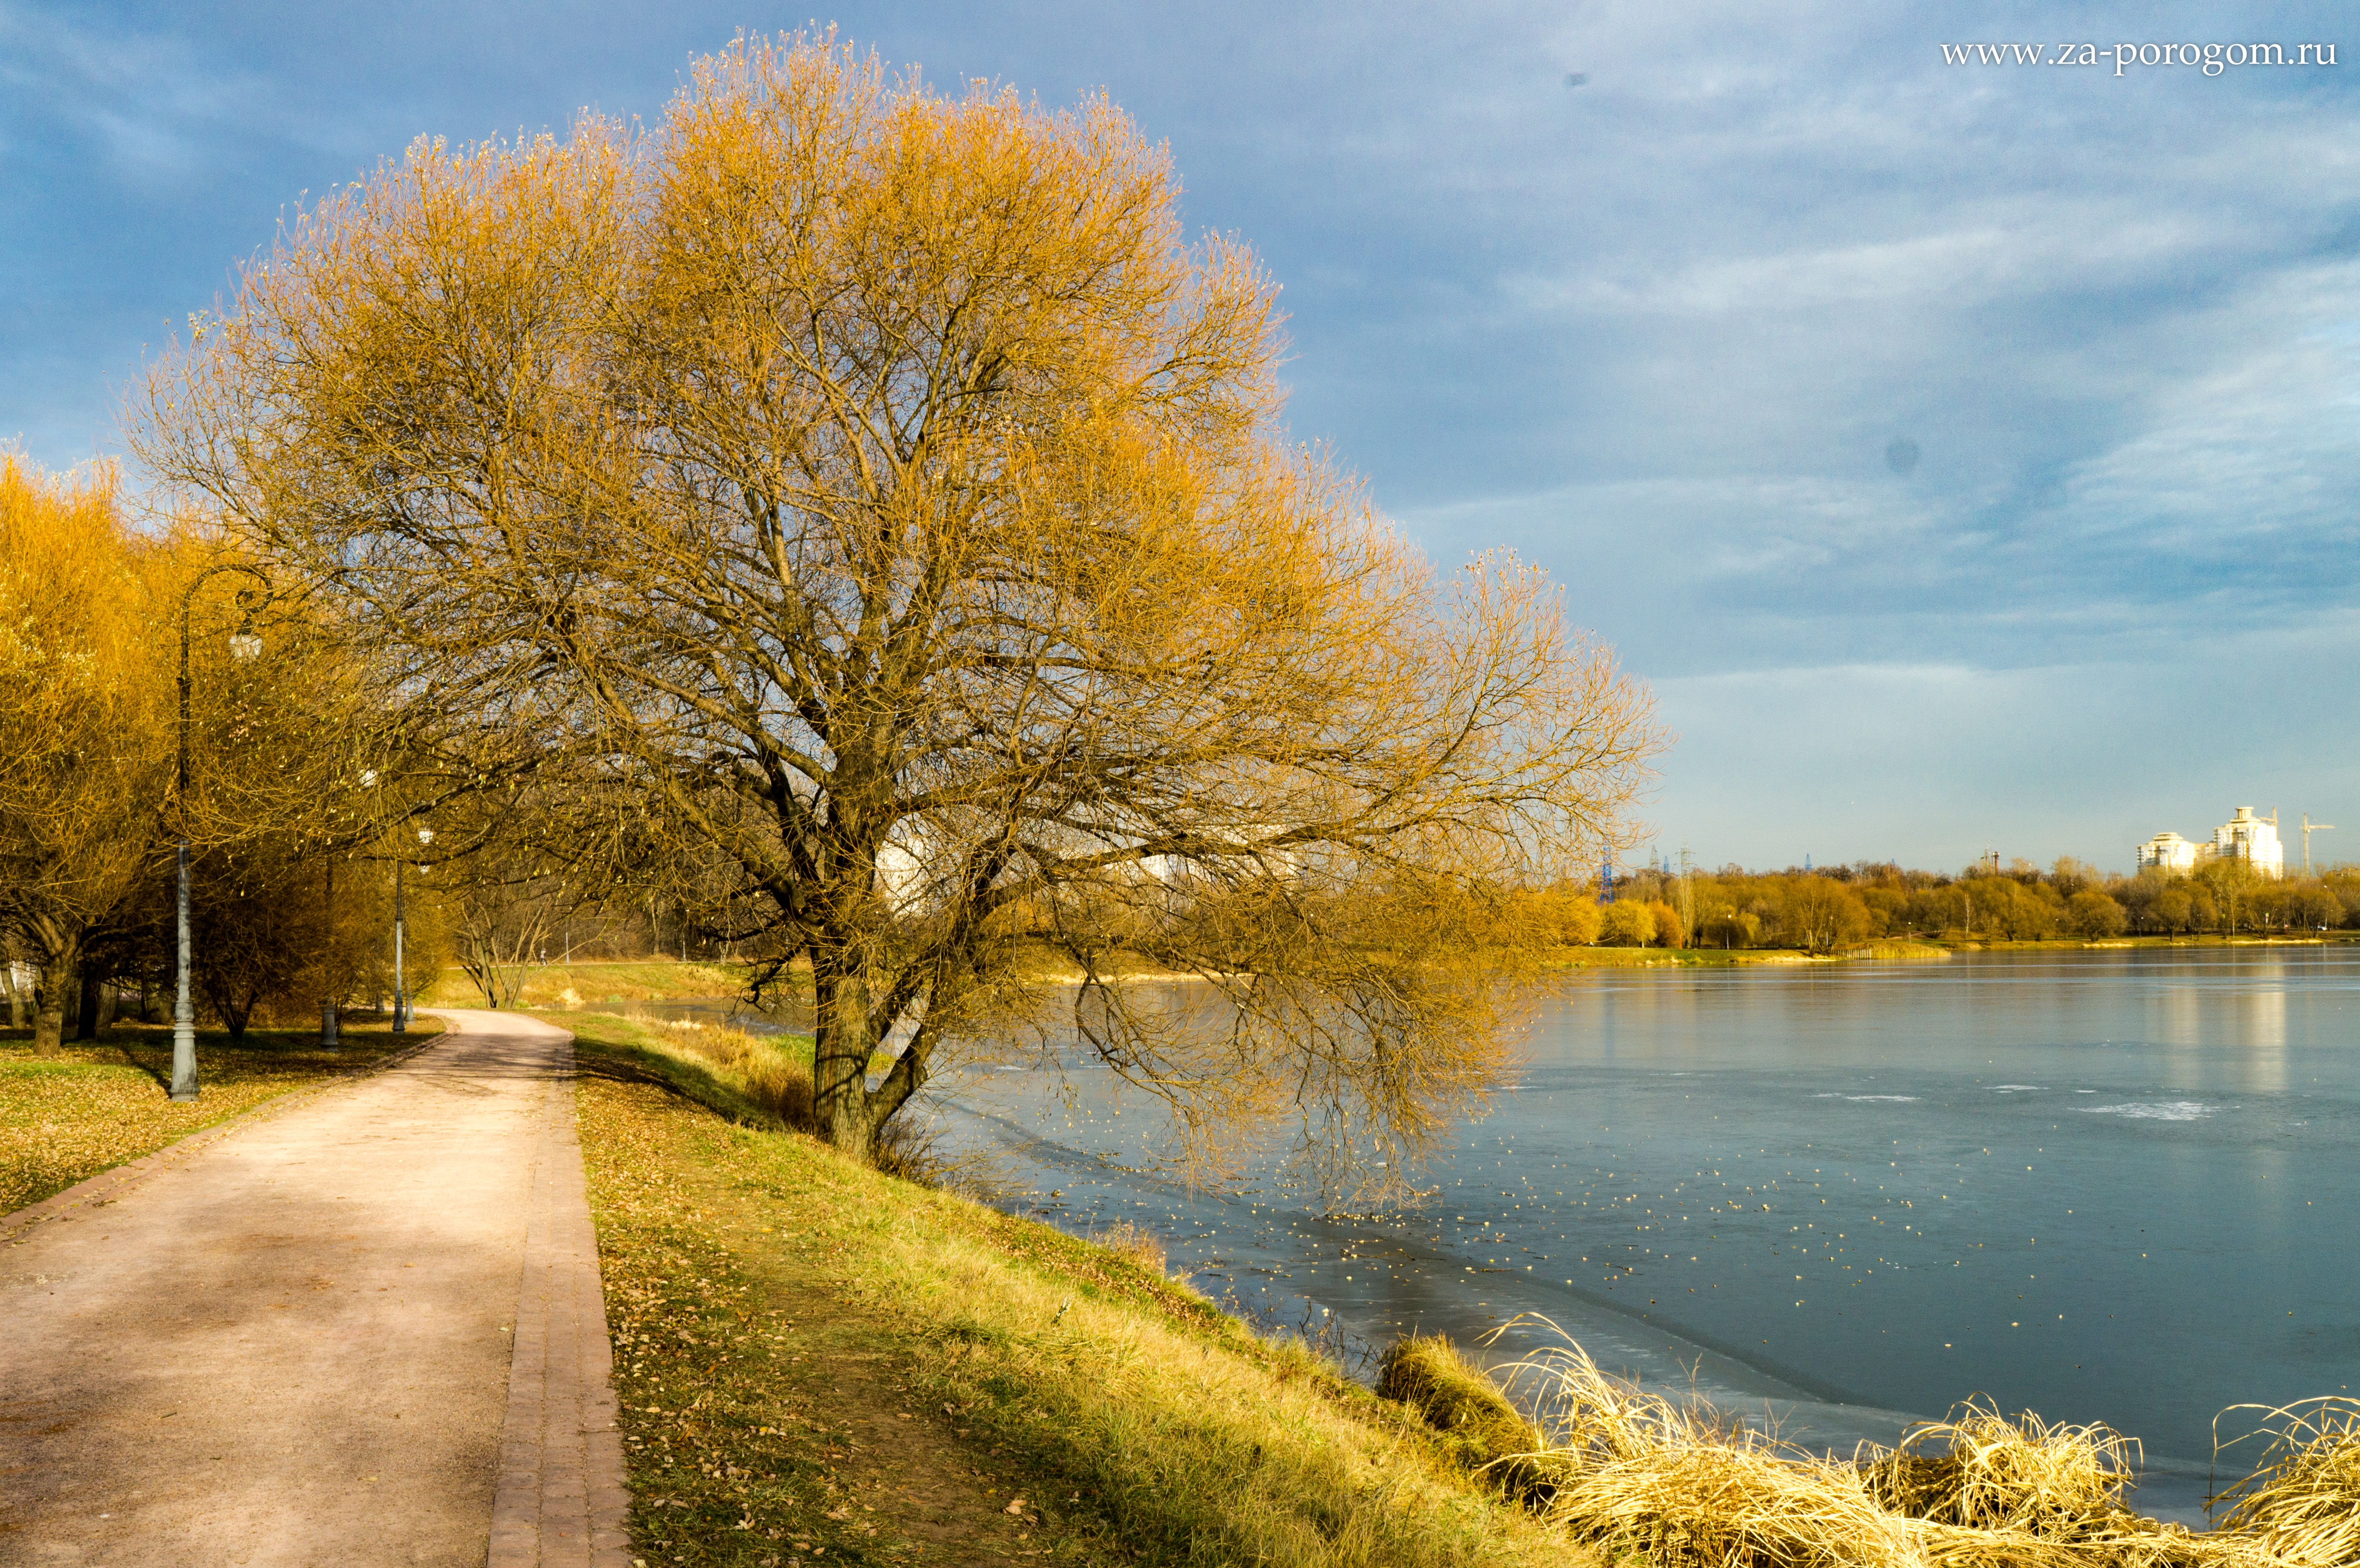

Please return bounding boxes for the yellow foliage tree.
[1782,875,1872,954]
[139,35,1661,1174]
[1600,900,1657,948]
[0,458,177,1054]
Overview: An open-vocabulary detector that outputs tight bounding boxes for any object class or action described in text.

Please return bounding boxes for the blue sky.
[6,2,2355,872]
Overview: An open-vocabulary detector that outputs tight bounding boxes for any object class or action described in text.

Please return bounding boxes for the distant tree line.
[1512,855,2360,956]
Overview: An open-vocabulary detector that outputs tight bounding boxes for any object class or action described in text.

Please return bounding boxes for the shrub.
[2066,890,2128,940]
[1552,894,1603,947]
[1599,900,1656,947]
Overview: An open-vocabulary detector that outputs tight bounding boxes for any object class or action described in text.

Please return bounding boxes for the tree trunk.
[33,940,76,1058]
[76,968,101,1040]
[812,962,879,1159]
[2,954,20,1029]
[96,980,117,1035]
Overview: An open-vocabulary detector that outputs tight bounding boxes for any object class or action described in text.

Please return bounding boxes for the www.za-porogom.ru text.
[1941,42,2336,76]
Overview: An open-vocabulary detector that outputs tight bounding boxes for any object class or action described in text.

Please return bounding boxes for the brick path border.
[488,1029,633,1568]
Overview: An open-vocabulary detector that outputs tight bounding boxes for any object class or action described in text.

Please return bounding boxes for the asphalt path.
[0,1010,627,1567]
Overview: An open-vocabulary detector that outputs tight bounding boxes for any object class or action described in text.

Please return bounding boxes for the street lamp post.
[320,857,338,1050]
[393,856,405,1033]
[172,567,269,1102]
[392,826,432,1032]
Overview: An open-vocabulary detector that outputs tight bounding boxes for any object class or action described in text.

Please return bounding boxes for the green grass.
[0,1016,441,1216]
[566,1012,1580,1567]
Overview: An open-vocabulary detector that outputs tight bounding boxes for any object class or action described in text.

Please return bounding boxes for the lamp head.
[230,588,263,661]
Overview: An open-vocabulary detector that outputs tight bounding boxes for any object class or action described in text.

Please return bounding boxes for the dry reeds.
[2209,1400,2360,1566]
[1518,1338,1916,1567]
[1862,1400,2255,1568]
[1377,1322,2321,1568]
[871,1109,951,1186]
[1090,1221,1169,1275]
[1865,1399,2136,1537]
[634,1018,984,1188]
[651,1019,815,1129]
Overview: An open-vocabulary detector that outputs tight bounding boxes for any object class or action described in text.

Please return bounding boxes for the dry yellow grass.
[1368,1323,2359,1568]
[1089,1220,1170,1275]
[549,1011,967,1189]
[417,959,757,1008]
[1513,1339,1919,1568]
[2209,1401,2360,1566]
[639,1017,815,1128]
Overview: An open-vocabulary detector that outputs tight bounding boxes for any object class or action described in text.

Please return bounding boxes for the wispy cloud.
[0,3,279,181]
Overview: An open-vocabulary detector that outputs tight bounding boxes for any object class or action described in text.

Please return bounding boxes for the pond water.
[923,947,2360,1523]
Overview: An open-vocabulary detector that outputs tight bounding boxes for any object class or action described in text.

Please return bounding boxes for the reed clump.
[1861,1399,2251,1568]
[1379,1324,2337,1568]
[1517,1340,1917,1568]
[1865,1399,2136,1535]
[2209,1400,2360,1566]
[1850,941,1952,963]
[1374,1334,1553,1506]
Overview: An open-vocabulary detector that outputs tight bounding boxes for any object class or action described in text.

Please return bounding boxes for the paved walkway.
[0,1012,628,1567]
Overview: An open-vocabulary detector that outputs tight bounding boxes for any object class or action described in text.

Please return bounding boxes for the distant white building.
[2136,807,2285,879]
[2214,806,2285,878]
[2135,832,2202,875]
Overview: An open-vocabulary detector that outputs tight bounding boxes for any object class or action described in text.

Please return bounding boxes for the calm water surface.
[925,948,2360,1517]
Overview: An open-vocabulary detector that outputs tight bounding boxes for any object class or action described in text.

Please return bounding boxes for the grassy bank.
[565,1011,1576,1568]
[1934,933,2356,952]
[1543,947,1834,968]
[1538,934,2350,967]
[0,1015,440,1215]
[418,958,779,1009]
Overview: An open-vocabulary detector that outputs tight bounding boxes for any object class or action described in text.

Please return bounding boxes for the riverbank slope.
[565,1011,1574,1567]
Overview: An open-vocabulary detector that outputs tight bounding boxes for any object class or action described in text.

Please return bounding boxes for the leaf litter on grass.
[0,1029,400,1216]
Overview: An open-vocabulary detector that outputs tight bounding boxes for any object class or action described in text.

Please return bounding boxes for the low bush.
[1377,1333,1552,1506]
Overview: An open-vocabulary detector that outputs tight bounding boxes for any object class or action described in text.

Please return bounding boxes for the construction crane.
[2303,814,2335,875]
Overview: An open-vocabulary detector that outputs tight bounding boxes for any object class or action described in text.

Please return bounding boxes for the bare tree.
[139,35,1660,1175]
[445,845,563,1009]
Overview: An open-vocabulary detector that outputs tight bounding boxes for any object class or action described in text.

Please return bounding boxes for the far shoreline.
[1543,930,2360,968]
